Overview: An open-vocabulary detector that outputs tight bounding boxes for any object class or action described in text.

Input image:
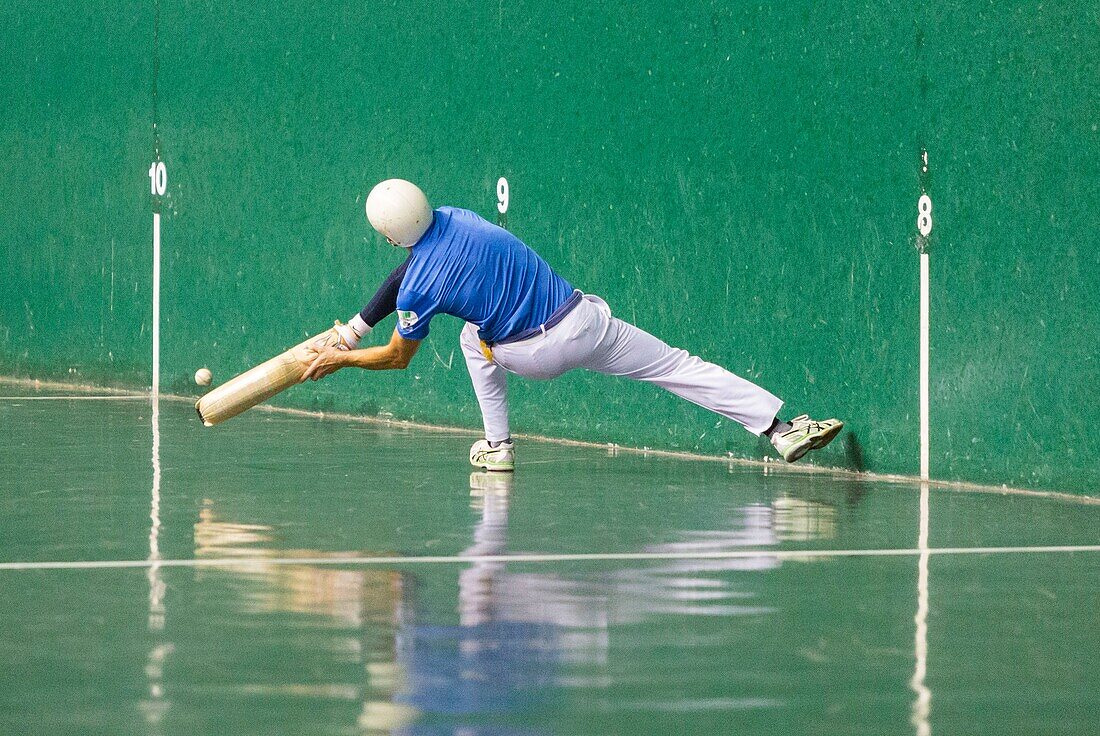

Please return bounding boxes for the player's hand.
[301,345,345,382]
[331,320,362,350]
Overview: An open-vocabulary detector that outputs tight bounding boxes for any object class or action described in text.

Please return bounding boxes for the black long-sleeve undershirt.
[358,256,411,328]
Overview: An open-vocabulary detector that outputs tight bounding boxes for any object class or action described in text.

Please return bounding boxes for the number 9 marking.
[496,177,509,215]
[917,194,932,237]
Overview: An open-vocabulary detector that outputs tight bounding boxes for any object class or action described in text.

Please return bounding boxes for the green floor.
[1,387,1097,735]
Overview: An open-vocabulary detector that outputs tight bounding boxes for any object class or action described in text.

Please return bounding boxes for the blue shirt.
[395,207,574,342]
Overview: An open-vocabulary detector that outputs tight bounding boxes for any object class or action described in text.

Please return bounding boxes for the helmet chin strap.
[388,236,418,249]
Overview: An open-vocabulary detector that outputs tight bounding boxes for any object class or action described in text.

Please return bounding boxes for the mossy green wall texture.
[1,2,1097,492]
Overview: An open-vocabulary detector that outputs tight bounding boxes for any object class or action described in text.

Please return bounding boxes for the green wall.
[1,1,1097,493]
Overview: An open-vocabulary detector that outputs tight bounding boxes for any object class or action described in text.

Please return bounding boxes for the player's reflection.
[386,472,845,732]
[388,473,569,731]
[193,470,846,734]
[458,472,515,627]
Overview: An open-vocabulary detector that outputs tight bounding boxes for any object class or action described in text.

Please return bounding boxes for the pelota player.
[303,179,842,471]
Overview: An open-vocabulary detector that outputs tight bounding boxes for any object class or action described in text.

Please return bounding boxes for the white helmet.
[364,179,433,247]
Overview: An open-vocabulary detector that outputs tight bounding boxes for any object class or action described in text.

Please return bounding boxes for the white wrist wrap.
[348,314,371,338]
[333,322,361,350]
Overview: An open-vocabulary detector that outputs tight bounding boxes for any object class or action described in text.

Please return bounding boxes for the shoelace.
[784,416,825,437]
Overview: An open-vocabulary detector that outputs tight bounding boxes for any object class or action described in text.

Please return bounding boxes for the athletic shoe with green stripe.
[469,438,515,472]
[770,415,844,463]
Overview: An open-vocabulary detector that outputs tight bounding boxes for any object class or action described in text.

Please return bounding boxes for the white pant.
[459,294,783,443]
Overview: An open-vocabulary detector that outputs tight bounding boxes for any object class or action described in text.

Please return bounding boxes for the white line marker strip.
[152,211,161,396]
[1,545,1098,572]
[920,251,930,480]
[0,396,151,401]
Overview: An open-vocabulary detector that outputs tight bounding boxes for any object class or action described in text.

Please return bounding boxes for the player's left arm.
[302,329,420,381]
[331,256,412,349]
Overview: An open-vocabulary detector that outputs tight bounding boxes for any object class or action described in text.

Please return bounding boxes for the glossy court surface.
[1,387,1097,735]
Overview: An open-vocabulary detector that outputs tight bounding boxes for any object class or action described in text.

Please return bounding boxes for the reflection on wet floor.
[1,392,1098,736]
[192,502,414,730]
[186,467,869,733]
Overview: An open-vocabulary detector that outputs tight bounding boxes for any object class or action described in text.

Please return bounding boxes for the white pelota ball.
[195,368,213,386]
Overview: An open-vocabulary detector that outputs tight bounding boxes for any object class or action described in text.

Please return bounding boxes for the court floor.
[1,385,1097,735]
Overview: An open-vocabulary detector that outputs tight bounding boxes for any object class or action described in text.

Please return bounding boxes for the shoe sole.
[470,460,515,472]
[784,421,844,463]
[810,421,844,450]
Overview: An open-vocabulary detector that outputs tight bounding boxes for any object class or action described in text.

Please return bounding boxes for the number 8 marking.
[917,194,932,237]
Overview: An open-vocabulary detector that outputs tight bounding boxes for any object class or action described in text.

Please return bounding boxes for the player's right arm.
[342,329,420,370]
[301,329,419,381]
[306,273,433,381]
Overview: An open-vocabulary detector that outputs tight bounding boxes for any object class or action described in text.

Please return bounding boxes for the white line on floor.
[1,545,1098,571]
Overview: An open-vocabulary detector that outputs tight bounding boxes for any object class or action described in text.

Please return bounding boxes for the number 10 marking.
[148,161,167,196]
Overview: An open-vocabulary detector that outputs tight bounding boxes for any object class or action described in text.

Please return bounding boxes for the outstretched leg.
[581,312,784,436]
[460,322,511,443]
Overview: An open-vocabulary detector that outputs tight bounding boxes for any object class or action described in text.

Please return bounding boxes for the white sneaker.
[769,415,844,463]
[469,438,515,472]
